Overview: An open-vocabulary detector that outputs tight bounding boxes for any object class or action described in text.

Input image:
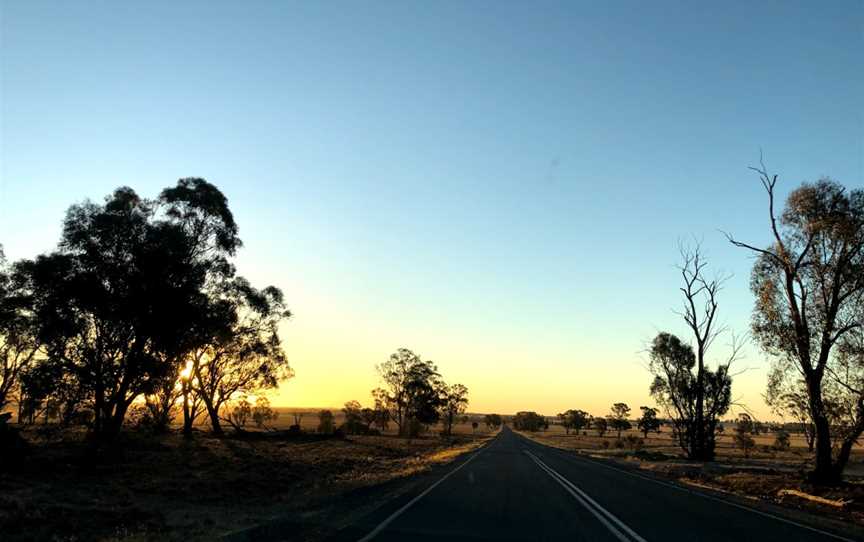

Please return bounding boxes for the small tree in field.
[484,413,502,430]
[594,417,608,437]
[373,348,443,437]
[318,409,335,434]
[560,409,590,436]
[252,396,278,429]
[440,383,469,436]
[773,429,791,451]
[227,397,252,430]
[637,406,661,438]
[734,414,756,458]
[472,421,478,434]
[608,403,632,438]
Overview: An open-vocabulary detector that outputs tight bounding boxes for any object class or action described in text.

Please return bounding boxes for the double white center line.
[524,450,648,542]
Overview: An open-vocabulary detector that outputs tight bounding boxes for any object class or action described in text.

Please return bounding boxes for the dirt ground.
[518,424,864,528]
[0,421,492,541]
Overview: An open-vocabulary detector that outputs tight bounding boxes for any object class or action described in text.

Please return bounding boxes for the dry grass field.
[518,423,864,526]
[0,418,494,541]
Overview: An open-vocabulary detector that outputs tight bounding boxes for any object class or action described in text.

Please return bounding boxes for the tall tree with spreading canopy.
[0,244,40,415]
[15,187,212,440]
[608,403,632,438]
[191,278,292,435]
[727,166,864,483]
[373,348,443,437]
[440,383,469,436]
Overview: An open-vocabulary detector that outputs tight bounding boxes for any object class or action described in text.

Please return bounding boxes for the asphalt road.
[341,426,859,542]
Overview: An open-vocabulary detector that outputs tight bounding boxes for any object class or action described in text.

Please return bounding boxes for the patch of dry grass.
[0,423,493,541]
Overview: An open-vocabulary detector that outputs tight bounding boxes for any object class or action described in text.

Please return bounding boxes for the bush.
[126,404,158,432]
[614,438,625,449]
[773,430,790,451]
[624,435,643,450]
[601,440,610,449]
[318,410,335,434]
[734,433,756,458]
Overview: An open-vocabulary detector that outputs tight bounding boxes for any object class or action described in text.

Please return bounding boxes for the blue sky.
[1,1,862,417]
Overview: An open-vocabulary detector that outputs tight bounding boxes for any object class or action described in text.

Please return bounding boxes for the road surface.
[340,426,858,541]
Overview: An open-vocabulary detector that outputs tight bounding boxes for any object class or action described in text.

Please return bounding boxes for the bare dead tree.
[674,242,731,460]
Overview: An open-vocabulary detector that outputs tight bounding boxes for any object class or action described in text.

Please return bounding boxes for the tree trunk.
[694,343,706,460]
[807,375,838,484]
[182,386,193,437]
[205,401,223,435]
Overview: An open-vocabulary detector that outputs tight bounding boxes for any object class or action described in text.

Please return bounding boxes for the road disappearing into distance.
[341,427,857,542]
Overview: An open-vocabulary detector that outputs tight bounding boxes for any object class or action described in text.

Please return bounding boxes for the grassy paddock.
[0,420,495,541]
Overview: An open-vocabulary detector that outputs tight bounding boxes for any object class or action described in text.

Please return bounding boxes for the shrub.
[773,430,790,451]
[318,410,335,434]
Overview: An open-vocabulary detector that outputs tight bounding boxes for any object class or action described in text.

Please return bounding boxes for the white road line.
[536,443,858,542]
[356,442,488,542]
[525,450,648,542]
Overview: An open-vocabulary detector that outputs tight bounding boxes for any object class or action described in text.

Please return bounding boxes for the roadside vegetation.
[512,165,864,525]
[0,180,499,540]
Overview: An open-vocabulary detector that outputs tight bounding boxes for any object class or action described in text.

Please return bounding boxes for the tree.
[484,413,502,430]
[252,396,278,429]
[513,411,545,431]
[342,400,366,434]
[593,417,608,437]
[608,403,632,438]
[559,409,589,435]
[649,332,733,460]
[192,278,293,435]
[318,409,335,434]
[727,168,864,483]
[368,393,391,432]
[669,244,740,461]
[734,414,756,458]
[0,244,40,416]
[440,383,469,436]
[637,406,661,438]
[471,421,478,434]
[16,187,214,440]
[773,429,791,451]
[143,367,181,433]
[227,396,252,430]
[373,348,443,437]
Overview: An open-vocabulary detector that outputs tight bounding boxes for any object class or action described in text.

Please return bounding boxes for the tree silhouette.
[649,332,731,459]
[15,187,212,440]
[373,348,443,437]
[636,406,661,438]
[728,169,864,483]
[608,403,631,438]
[0,244,40,416]
[440,383,469,436]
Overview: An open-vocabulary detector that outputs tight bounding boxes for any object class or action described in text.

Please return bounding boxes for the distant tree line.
[0,179,292,448]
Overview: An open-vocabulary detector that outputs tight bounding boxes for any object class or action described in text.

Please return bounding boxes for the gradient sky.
[1,1,862,419]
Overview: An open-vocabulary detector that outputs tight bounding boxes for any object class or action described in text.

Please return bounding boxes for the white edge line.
[525,450,645,542]
[536,442,858,542]
[356,442,488,542]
